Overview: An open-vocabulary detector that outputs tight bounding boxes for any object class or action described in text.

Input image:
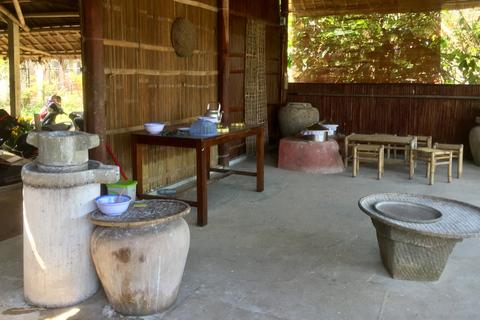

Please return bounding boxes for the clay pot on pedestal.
[469,117,480,166]
[278,102,320,138]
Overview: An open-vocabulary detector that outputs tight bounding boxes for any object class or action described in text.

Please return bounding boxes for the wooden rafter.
[12,0,24,25]
[20,32,49,55]
[54,31,76,52]
[0,26,80,35]
[23,12,79,18]
[0,0,30,3]
[19,44,50,56]
[0,5,29,31]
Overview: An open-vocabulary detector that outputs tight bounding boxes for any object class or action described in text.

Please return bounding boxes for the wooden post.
[280,0,289,105]
[8,20,21,118]
[218,0,229,167]
[80,0,106,163]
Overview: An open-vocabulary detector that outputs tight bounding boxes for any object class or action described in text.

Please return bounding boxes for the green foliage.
[0,59,9,81]
[288,9,480,84]
[0,59,82,121]
[439,9,480,84]
[3,115,35,148]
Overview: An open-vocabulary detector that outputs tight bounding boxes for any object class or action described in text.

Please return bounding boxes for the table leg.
[131,135,143,195]
[256,128,264,192]
[344,136,349,167]
[409,141,414,180]
[447,152,452,183]
[352,146,357,177]
[196,143,208,226]
[206,146,211,180]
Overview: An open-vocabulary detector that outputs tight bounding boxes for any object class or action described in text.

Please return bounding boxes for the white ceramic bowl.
[144,123,165,134]
[95,195,132,216]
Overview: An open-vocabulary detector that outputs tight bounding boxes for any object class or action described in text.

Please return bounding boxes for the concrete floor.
[1,152,480,320]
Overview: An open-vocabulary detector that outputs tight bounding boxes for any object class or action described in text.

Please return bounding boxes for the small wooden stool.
[352,144,384,180]
[410,148,453,185]
[406,135,432,161]
[409,135,432,148]
[434,143,463,178]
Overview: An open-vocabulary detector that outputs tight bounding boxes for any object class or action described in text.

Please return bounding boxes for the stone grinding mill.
[21,131,119,307]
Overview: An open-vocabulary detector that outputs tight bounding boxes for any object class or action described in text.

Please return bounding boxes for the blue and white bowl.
[95,195,132,216]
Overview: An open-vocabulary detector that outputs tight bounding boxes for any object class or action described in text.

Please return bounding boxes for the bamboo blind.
[244,19,268,155]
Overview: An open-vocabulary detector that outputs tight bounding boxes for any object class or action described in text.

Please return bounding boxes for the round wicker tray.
[359,193,480,238]
[89,199,190,228]
[171,17,196,57]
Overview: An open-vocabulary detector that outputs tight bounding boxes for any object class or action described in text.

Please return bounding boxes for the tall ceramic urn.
[278,102,320,138]
[469,116,480,166]
[21,131,119,308]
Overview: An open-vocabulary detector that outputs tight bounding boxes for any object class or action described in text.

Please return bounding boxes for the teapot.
[204,102,223,124]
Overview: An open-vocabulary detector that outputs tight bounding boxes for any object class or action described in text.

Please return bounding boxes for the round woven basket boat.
[171,17,196,57]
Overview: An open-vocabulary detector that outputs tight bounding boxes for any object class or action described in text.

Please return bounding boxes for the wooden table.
[131,124,264,227]
[345,134,417,168]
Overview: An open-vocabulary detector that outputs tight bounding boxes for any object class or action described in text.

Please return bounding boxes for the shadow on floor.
[0,182,22,242]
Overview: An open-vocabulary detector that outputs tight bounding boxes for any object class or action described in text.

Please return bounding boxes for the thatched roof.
[289,0,480,17]
[0,0,80,61]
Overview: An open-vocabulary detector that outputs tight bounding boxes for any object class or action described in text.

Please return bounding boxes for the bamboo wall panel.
[230,15,246,53]
[230,56,245,71]
[229,74,244,115]
[287,83,480,158]
[265,24,281,146]
[103,0,218,191]
[228,14,248,159]
[231,0,279,25]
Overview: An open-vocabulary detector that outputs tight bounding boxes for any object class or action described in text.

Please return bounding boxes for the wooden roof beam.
[19,45,50,56]
[0,0,30,3]
[0,25,81,35]
[19,32,47,56]
[23,12,79,18]
[12,0,24,25]
[0,5,29,31]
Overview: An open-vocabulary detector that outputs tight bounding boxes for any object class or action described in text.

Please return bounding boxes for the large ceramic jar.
[89,200,191,316]
[470,117,480,166]
[278,102,320,138]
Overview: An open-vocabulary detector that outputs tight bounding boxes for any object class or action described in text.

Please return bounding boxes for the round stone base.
[278,137,344,174]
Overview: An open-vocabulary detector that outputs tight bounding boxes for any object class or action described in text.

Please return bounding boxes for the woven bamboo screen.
[244,20,269,155]
[103,0,218,191]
